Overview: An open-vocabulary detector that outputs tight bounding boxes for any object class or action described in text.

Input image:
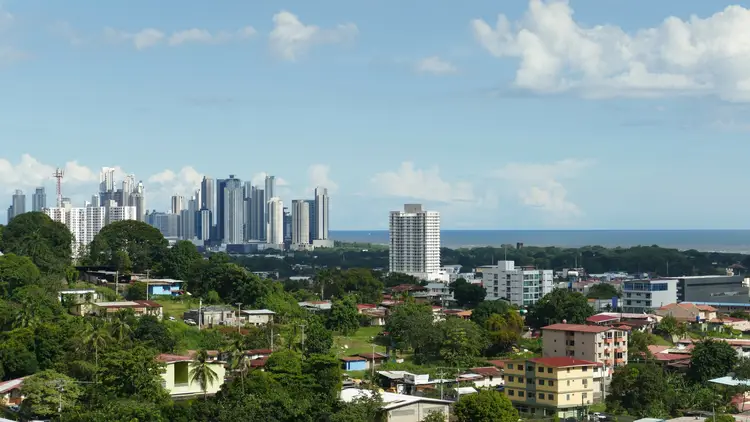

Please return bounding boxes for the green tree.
[88,220,168,273]
[80,319,110,382]
[20,370,82,419]
[0,253,40,298]
[689,339,738,383]
[715,415,736,422]
[438,317,488,366]
[383,299,436,356]
[628,330,654,361]
[382,272,420,288]
[126,281,147,300]
[421,410,448,422]
[12,285,63,329]
[450,278,487,308]
[453,390,518,422]
[587,283,620,299]
[656,314,678,338]
[190,349,220,399]
[161,241,203,280]
[0,328,39,380]
[0,212,73,274]
[98,345,167,401]
[606,363,669,416]
[525,289,593,329]
[470,300,511,327]
[133,315,176,353]
[330,391,384,422]
[304,317,333,356]
[485,311,524,355]
[315,268,384,304]
[326,295,360,335]
[108,310,134,343]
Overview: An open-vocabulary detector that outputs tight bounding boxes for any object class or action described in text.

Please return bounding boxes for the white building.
[291,199,310,246]
[314,186,329,240]
[108,205,137,223]
[267,197,284,246]
[388,204,441,280]
[44,205,106,259]
[482,260,553,307]
[622,278,678,313]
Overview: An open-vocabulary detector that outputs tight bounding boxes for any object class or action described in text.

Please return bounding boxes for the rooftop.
[95,300,162,309]
[586,314,621,324]
[542,323,613,333]
[0,377,24,394]
[340,388,451,411]
[240,309,276,315]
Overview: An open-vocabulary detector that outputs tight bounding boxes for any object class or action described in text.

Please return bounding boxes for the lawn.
[333,326,386,357]
[154,297,201,320]
[649,334,673,346]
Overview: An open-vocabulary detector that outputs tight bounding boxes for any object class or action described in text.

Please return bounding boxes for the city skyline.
[2,1,750,229]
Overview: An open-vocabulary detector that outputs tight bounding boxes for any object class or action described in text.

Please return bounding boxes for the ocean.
[329,230,750,254]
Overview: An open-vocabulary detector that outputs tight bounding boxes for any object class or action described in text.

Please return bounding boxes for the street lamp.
[235,302,242,333]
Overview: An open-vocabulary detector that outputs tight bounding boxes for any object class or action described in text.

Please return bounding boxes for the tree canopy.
[87,220,168,273]
[0,212,72,274]
[525,289,593,329]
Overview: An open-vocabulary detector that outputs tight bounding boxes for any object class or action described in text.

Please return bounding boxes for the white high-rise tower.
[388,204,441,280]
[291,200,310,246]
[267,197,284,246]
[314,187,329,240]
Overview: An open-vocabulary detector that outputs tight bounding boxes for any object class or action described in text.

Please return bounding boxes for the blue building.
[144,279,185,297]
[340,356,368,371]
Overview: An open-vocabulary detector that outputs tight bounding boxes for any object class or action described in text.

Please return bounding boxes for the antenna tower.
[53,168,64,207]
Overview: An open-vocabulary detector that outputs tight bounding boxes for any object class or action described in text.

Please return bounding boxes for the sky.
[1,0,750,230]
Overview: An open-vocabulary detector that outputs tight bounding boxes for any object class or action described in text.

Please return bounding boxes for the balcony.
[604,338,614,344]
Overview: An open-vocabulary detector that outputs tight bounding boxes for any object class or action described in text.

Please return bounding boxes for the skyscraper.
[180,196,198,240]
[99,167,115,192]
[388,204,441,278]
[122,174,136,206]
[10,190,25,220]
[197,208,212,241]
[223,177,244,244]
[291,200,310,245]
[249,186,265,241]
[267,197,284,245]
[171,195,185,215]
[305,199,316,241]
[264,175,276,238]
[133,181,146,222]
[314,187,329,240]
[44,205,106,259]
[243,181,253,242]
[32,187,46,212]
[200,176,215,226]
[215,177,229,241]
[283,207,292,245]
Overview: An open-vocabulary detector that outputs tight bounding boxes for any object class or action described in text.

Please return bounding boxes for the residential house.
[298,301,332,312]
[376,371,449,395]
[502,357,599,418]
[586,312,660,332]
[460,367,504,389]
[58,289,100,316]
[157,353,227,399]
[239,309,275,326]
[246,349,273,360]
[676,338,750,358]
[655,303,718,323]
[340,388,451,422]
[357,352,389,370]
[0,377,24,406]
[140,278,184,297]
[708,317,750,333]
[93,300,164,320]
[340,356,368,371]
[443,309,472,320]
[183,306,237,326]
[360,307,386,326]
[413,283,453,302]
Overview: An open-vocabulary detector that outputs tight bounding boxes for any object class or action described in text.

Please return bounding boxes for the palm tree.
[80,319,110,383]
[108,311,133,342]
[189,349,219,400]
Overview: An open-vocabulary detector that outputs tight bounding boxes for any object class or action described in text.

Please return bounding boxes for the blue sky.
[1,0,749,230]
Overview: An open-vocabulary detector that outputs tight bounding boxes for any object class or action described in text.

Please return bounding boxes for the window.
[508,389,515,396]
[538,380,545,385]
[519,377,524,383]
[548,394,554,400]
[518,365,524,371]
[507,364,513,369]
[583,393,588,399]
[567,380,571,386]
[538,367,544,373]
[519,391,525,397]
[567,368,571,372]
[508,376,514,382]
[547,368,553,374]
[527,378,533,384]
[566,394,571,400]
[582,366,588,371]
[548,380,554,386]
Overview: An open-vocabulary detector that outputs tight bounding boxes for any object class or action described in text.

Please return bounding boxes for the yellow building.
[157,353,227,399]
[502,356,599,418]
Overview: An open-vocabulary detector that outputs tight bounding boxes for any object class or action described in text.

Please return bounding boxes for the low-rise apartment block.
[481,260,553,307]
[542,323,628,398]
[502,357,599,418]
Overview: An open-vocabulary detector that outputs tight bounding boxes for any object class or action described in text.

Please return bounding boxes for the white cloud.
[415,56,458,75]
[105,25,256,50]
[492,158,592,218]
[147,166,203,200]
[471,0,750,101]
[269,10,358,61]
[307,164,338,194]
[371,162,474,203]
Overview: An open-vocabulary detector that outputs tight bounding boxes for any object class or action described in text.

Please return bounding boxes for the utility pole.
[270,323,274,351]
[114,271,119,296]
[236,302,242,333]
[437,369,445,400]
[145,269,151,300]
[198,298,202,331]
[299,323,307,350]
[371,344,376,380]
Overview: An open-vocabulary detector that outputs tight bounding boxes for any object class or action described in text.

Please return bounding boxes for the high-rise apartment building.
[305,199,316,241]
[200,176,215,226]
[283,207,292,245]
[388,204,441,279]
[314,187,329,240]
[122,174,136,205]
[133,181,146,222]
[267,197,284,245]
[99,167,116,192]
[249,186,265,241]
[223,178,244,245]
[108,205,138,223]
[180,196,198,240]
[171,195,185,215]
[148,211,181,238]
[32,187,46,212]
[9,190,26,220]
[197,208,212,240]
[291,200,310,246]
[482,260,554,307]
[264,175,276,239]
[243,182,253,242]
[44,205,106,259]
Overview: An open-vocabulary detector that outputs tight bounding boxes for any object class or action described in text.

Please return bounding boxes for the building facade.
[677,275,750,304]
[267,197,284,246]
[200,176,215,226]
[388,204,441,279]
[482,260,554,307]
[43,205,106,259]
[622,278,678,313]
[32,187,46,212]
[291,199,310,246]
[314,186,329,240]
[502,357,598,418]
[222,177,244,244]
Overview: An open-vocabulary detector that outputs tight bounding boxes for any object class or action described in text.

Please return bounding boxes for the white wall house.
[158,353,226,399]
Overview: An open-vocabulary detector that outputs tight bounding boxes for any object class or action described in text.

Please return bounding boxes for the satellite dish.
[562,319,567,324]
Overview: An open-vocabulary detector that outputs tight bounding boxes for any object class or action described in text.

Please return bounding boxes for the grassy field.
[650,334,673,346]
[333,326,386,357]
[154,297,201,320]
